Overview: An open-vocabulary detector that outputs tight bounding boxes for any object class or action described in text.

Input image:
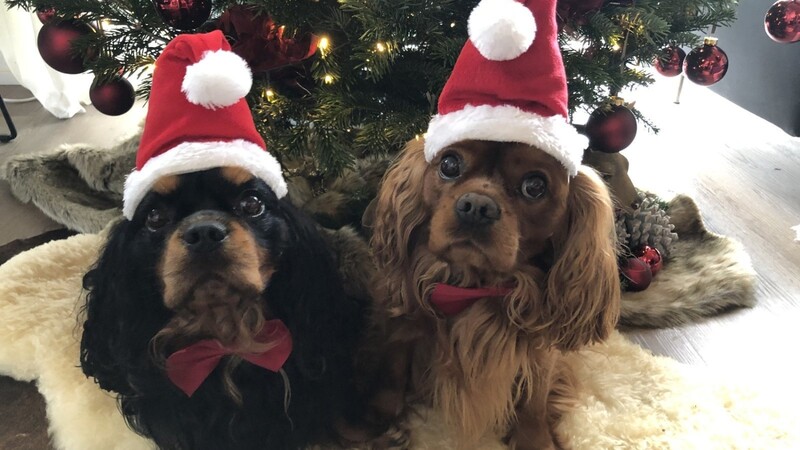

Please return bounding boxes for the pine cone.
[623,191,678,258]
[615,211,631,253]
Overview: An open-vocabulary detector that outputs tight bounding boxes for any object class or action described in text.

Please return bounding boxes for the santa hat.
[424,0,587,177]
[122,30,287,219]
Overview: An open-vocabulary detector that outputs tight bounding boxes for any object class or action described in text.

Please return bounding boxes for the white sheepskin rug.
[1,235,798,450]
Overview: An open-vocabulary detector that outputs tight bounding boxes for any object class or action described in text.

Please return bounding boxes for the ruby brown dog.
[364,1,621,448]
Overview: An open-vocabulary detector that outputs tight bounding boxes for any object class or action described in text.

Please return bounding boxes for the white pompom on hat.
[468,0,537,61]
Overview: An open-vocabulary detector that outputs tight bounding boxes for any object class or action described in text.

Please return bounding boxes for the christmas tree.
[6,0,737,179]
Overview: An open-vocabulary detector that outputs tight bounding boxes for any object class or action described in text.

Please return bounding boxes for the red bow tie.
[429,283,513,316]
[165,319,293,397]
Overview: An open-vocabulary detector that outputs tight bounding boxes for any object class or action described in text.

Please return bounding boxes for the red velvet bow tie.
[165,319,293,397]
[429,283,514,316]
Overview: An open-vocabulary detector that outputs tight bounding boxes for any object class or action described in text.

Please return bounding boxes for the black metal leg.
[0,94,18,143]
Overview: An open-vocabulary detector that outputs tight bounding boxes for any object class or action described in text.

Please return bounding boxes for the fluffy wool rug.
[0,234,795,450]
[1,137,756,327]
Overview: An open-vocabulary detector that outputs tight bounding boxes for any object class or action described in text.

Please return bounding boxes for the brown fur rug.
[620,195,756,327]
[0,137,755,328]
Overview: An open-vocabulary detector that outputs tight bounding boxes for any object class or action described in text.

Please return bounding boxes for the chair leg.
[0,95,18,143]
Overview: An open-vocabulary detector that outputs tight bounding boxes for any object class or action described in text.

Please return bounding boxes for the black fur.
[80,169,366,450]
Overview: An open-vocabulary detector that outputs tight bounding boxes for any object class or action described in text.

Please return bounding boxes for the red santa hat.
[424,0,586,177]
[122,30,287,219]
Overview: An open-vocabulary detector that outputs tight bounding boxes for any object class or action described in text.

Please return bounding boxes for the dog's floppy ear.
[545,167,620,351]
[267,200,364,377]
[370,140,429,310]
[81,220,168,394]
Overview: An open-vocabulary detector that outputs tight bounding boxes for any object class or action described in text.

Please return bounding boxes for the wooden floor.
[617,77,800,394]
[0,75,798,449]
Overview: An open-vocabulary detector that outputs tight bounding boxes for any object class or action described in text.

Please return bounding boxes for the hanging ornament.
[683,37,729,86]
[634,245,663,276]
[556,0,604,31]
[585,97,638,153]
[765,0,800,43]
[219,5,319,73]
[621,257,653,292]
[152,0,212,31]
[37,19,94,74]
[35,6,57,24]
[654,45,686,77]
[89,76,136,116]
[198,18,221,33]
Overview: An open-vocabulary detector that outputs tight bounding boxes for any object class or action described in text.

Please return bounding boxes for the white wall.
[0,52,18,85]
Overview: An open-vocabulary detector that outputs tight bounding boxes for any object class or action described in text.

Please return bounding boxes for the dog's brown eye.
[146,208,169,231]
[239,195,265,217]
[439,154,461,179]
[521,175,547,199]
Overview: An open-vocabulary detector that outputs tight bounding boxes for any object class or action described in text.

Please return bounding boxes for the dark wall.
[709,1,800,137]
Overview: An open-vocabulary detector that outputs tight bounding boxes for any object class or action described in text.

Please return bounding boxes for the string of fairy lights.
[259,33,395,100]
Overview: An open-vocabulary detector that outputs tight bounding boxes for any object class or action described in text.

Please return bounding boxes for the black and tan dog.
[80,167,370,449]
[77,30,385,450]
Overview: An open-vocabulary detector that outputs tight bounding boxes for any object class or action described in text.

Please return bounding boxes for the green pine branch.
[5,0,737,180]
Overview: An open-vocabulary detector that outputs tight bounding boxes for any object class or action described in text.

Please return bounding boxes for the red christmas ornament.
[152,0,212,31]
[683,37,729,86]
[556,0,604,30]
[89,76,136,116]
[37,19,94,74]
[198,18,221,33]
[219,5,319,74]
[634,245,663,276]
[585,98,638,153]
[35,6,57,24]
[654,45,686,77]
[621,257,653,292]
[765,0,800,43]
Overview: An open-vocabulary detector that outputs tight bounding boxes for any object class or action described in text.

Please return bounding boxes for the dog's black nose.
[182,221,229,253]
[455,193,500,226]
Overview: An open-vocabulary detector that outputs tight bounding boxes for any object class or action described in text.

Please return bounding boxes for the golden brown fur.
[221,166,255,186]
[152,175,180,195]
[367,139,620,449]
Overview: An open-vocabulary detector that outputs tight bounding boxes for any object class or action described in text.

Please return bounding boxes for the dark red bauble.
[683,38,729,86]
[37,19,94,74]
[654,45,686,77]
[89,76,136,116]
[197,18,221,33]
[621,257,653,292]
[634,245,663,276]
[585,102,638,153]
[765,0,800,43]
[152,0,212,31]
[35,6,56,24]
[556,0,604,29]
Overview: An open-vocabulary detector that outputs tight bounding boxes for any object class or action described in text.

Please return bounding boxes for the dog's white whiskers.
[278,368,294,429]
